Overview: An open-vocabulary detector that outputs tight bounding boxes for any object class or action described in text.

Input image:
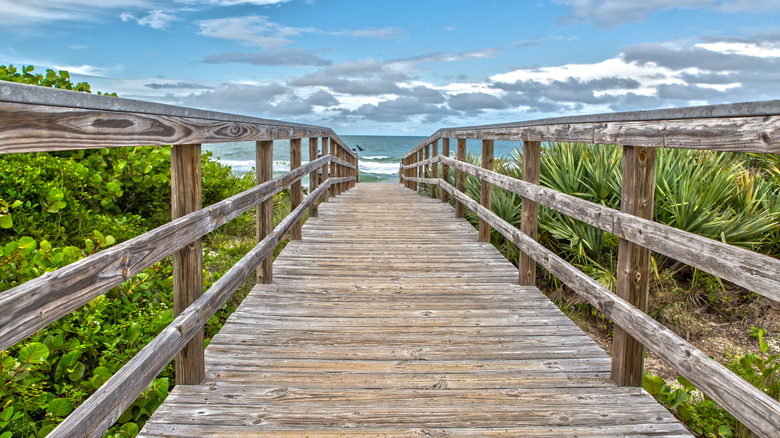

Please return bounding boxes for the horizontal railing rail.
[0,82,358,437]
[400,101,780,438]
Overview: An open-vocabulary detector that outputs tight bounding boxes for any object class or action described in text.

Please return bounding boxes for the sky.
[2,0,780,135]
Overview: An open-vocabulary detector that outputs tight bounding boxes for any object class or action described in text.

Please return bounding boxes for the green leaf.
[3,241,18,256]
[1,406,13,422]
[642,373,666,398]
[676,375,695,391]
[1,431,13,438]
[47,398,73,417]
[0,214,11,229]
[119,422,139,436]
[717,424,733,437]
[18,342,49,368]
[37,425,55,437]
[18,236,37,252]
[68,361,85,381]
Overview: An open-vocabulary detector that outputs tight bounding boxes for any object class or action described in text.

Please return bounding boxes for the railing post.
[309,137,319,218]
[256,140,274,284]
[290,138,303,240]
[441,138,450,203]
[412,154,418,191]
[519,141,541,286]
[454,138,466,218]
[171,143,205,385]
[329,138,337,197]
[424,144,430,194]
[322,137,330,202]
[431,140,438,198]
[418,149,424,192]
[355,155,359,185]
[478,140,494,242]
[612,145,657,387]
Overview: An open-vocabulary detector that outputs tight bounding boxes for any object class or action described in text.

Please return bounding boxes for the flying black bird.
[355,144,364,151]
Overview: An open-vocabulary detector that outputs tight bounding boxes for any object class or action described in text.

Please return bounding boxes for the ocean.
[203,135,523,184]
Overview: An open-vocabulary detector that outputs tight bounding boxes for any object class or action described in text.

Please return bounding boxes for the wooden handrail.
[404,175,780,437]
[400,100,780,436]
[49,177,351,438]
[402,99,780,158]
[0,81,357,158]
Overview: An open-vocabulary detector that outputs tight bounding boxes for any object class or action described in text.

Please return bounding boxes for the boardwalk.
[140,183,690,437]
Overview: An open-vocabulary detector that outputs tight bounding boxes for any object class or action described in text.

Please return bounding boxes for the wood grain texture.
[171,144,205,386]
[140,183,687,437]
[519,141,540,286]
[479,140,494,242]
[455,138,467,218]
[441,138,450,203]
[290,139,303,240]
[0,155,332,352]
[612,146,656,387]
[430,140,438,198]
[49,178,349,438]
[430,178,780,438]
[321,137,330,202]
[436,155,780,302]
[309,137,319,218]
[257,140,274,284]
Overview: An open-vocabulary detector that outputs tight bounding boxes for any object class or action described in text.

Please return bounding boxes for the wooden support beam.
[418,149,424,192]
[424,145,430,195]
[479,139,494,242]
[441,138,450,203]
[256,140,274,284]
[430,140,438,198]
[519,141,541,286]
[322,137,330,202]
[329,137,337,197]
[455,138,466,218]
[309,137,319,218]
[612,145,656,387]
[171,143,204,385]
[290,138,303,240]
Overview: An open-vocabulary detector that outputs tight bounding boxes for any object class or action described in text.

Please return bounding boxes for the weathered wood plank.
[612,146,656,387]
[308,137,319,218]
[290,139,303,240]
[256,140,274,284]
[455,138,467,218]
[141,183,687,437]
[479,139,494,242]
[519,140,540,286]
[171,143,205,385]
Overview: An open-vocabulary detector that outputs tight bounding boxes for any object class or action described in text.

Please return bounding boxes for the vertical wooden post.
[455,138,467,218]
[431,140,438,199]
[612,145,656,387]
[256,140,274,284]
[171,143,204,385]
[412,154,418,191]
[321,137,330,202]
[329,138,337,197]
[441,138,450,203]
[309,137,319,218]
[290,138,302,240]
[519,141,541,286]
[337,147,344,195]
[418,150,424,192]
[478,140,494,242]
[424,145,430,194]
[355,155,359,185]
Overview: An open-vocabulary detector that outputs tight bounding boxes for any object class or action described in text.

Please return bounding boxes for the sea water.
[203,135,522,185]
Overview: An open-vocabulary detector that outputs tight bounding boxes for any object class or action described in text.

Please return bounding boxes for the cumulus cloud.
[273,90,340,115]
[488,34,780,114]
[145,81,213,89]
[203,50,331,66]
[448,92,508,112]
[347,97,454,123]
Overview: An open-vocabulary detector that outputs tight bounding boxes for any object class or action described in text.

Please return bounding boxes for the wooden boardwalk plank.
[140,183,689,437]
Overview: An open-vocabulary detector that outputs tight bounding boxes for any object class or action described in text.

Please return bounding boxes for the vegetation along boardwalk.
[140,183,690,437]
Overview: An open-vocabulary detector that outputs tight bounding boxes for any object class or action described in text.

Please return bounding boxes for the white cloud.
[136,10,176,29]
[197,15,403,48]
[695,41,780,58]
[0,0,154,26]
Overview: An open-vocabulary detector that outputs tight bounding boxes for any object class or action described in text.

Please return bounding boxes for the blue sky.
[2,0,780,135]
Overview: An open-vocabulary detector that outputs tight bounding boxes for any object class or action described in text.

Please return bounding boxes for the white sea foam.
[362,155,389,160]
[359,160,399,175]
[220,160,255,173]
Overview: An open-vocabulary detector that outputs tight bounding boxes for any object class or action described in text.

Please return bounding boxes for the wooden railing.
[0,81,357,437]
[400,100,780,438]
